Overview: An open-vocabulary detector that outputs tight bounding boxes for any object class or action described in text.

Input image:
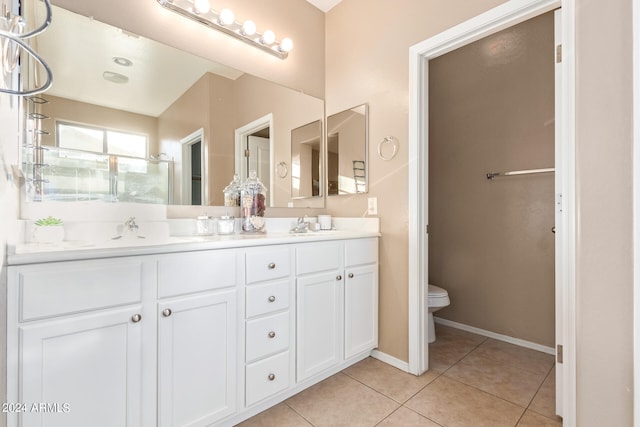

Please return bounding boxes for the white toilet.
[428,284,450,343]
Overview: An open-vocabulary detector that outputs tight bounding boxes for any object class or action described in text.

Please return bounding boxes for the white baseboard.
[434,317,556,355]
[370,349,410,372]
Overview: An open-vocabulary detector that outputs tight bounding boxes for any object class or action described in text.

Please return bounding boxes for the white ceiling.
[35,6,243,117]
[34,2,341,117]
[305,0,343,12]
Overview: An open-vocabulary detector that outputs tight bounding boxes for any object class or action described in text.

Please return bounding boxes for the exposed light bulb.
[279,37,293,53]
[219,8,235,26]
[261,29,276,45]
[193,0,210,14]
[241,20,256,36]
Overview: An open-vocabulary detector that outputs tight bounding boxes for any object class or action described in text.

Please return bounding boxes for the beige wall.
[158,74,221,205]
[233,73,324,207]
[575,0,633,424]
[51,0,325,99]
[428,13,555,347]
[40,95,159,153]
[158,72,324,207]
[326,0,635,423]
[325,0,506,362]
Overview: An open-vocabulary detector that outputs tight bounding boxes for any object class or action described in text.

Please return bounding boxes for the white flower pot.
[32,225,65,243]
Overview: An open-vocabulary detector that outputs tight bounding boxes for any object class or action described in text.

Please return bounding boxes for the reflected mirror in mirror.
[326,104,368,195]
[291,120,322,199]
[23,2,324,208]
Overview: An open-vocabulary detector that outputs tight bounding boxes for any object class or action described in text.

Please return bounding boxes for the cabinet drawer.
[15,259,144,322]
[245,351,290,406]
[345,238,378,267]
[246,247,290,284]
[158,250,237,298]
[246,280,290,318]
[246,311,289,362]
[296,242,343,275]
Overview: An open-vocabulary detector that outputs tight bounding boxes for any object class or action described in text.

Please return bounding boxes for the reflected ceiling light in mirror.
[103,71,129,84]
[112,56,133,66]
[156,0,293,59]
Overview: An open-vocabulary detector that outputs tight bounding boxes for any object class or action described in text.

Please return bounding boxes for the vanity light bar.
[156,0,293,60]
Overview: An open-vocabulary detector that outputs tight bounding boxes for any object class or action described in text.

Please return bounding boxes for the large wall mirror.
[21,1,324,208]
[327,104,368,195]
[291,120,322,200]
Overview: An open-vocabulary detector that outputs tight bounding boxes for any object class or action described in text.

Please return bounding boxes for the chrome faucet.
[290,217,309,233]
[112,217,144,239]
[124,217,139,233]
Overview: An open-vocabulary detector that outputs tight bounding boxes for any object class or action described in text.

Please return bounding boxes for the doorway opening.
[408,0,575,423]
[235,114,274,207]
[180,128,207,205]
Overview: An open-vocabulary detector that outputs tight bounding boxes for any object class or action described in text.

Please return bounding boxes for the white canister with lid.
[217,215,235,235]
[317,215,332,230]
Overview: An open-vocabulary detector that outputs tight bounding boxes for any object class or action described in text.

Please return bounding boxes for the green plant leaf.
[35,216,63,226]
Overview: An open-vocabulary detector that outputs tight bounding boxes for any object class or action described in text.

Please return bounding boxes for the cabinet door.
[344,264,379,359]
[19,306,144,427]
[296,271,343,382]
[157,290,237,427]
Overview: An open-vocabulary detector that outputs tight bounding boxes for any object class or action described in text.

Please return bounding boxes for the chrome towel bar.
[486,167,555,180]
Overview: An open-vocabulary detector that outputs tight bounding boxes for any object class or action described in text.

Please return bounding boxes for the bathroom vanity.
[4,224,379,427]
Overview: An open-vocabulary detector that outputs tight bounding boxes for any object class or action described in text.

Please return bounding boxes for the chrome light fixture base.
[157,0,291,60]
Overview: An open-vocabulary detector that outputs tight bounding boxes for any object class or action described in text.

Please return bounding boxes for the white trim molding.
[370,350,410,373]
[633,0,640,424]
[434,317,555,355]
[408,0,576,424]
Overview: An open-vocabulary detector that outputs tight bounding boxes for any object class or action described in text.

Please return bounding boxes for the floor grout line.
[240,326,561,426]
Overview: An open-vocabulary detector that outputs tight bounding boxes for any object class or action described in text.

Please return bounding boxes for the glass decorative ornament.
[240,170,267,233]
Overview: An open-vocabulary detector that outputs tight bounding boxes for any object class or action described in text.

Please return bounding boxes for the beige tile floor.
[238,324,562,427]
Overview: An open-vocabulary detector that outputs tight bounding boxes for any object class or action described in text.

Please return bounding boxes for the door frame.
[180,128,207,205]
[633,0,640,425]
[407,0,576,424]
[235,114,274,206]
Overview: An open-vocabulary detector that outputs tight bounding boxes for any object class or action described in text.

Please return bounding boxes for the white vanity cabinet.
[156,250,239,427]
[295,238,378,382]
[7,250,241,427]
[344,238,379,359]
[7,258,154,427]
[243,246,293,407]
[295,241,344,381]
[6,231,379,427]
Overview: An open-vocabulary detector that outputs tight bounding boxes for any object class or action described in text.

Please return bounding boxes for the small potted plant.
[32,216,65,243]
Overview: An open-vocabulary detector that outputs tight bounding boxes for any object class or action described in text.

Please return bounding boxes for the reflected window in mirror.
[291,120,322,199]
[36,121,170,204]
[326,104,368,195]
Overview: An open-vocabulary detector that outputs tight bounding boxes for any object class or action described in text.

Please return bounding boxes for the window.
[57,122,148,158]
[36,122,169,204]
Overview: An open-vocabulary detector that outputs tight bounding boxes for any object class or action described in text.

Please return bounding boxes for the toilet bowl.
[428,284,450,343]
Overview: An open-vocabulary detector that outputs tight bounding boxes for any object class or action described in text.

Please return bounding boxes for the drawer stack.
[244,246,293,406]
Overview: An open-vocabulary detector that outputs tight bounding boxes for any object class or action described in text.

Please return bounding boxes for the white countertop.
[8,217,380,265]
